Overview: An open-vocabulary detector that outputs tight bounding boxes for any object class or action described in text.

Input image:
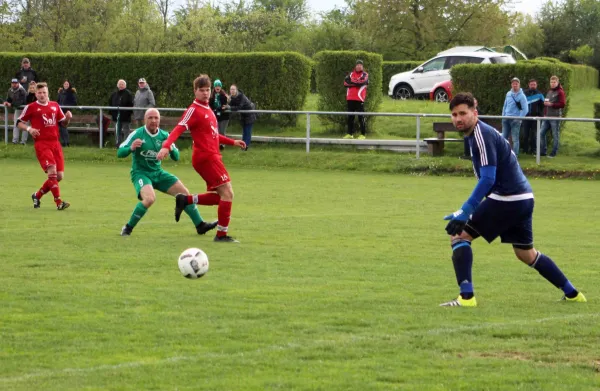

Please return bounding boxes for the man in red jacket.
[344,60,369,139]
[540,75,566,158]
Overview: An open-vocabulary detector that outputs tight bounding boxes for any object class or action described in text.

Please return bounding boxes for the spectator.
[344,59,369,139]
[109,79,134,146]
[209,79,230,151]
[227,84,255,151]
[4,78,28,144]
[15,58,38,90]
[133,78,155,127]
[522,79,545,155]
[501,77,528,156]
[57,80,78,147]
[26,80,37,104]
[540,76,566,158]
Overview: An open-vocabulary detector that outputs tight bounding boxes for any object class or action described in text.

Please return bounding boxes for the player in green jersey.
[117,108,217,236]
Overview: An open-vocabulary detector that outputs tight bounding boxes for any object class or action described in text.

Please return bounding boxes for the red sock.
[47,175,61,205]
[36,180,52,199]
[216,200,232,237]
[187,193,220,206]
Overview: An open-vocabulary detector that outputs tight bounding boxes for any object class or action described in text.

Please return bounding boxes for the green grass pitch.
[1,159,599,390]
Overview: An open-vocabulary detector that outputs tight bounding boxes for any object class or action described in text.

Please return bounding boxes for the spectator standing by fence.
[227,84,255,151]
[133,78,155,128]
[5,78,28,144]
[15,58,38,90]
[344,59,369,140]
[522,79,545,155]
[57,80,78,147]
[109,79,134,146]
[26,81,37,104]
[210,79,230,151]
[540,76,566,158]
[501,77,528,157]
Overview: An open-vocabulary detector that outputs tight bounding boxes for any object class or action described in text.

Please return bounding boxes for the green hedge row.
[566,64,598,90]
[382,61,422,94]
[0,52,312,114]
[451,62,573,116]
[313,51,383,132]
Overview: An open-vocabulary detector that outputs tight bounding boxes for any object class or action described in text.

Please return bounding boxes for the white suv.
[388,52,515,100]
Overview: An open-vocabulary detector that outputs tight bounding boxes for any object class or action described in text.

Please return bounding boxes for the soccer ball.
[178,248,209,279]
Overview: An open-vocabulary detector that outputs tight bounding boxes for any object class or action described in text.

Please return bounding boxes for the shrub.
[451,61,572,116]
[313,51,383,132]
[382,61,423,95]
[0,52,312,121]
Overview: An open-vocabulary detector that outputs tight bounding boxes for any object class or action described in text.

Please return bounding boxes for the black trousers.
[521,119,537,154]
[347,100,366,135]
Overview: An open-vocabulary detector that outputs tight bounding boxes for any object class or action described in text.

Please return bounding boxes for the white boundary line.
[1,312,597,384]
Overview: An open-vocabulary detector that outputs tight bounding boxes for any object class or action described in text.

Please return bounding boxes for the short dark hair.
[529,79,537,83]
[193,74,211,90]
[36,82,48,90]
[449,92,475,111]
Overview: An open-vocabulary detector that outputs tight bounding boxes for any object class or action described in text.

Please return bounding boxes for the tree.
[569,44,594,64]
[511,13,545,58]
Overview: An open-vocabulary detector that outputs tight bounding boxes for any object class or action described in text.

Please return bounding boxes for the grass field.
[1,158,599,390]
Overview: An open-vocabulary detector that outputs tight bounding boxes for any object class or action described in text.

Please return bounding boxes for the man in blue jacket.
[501,77,528,157]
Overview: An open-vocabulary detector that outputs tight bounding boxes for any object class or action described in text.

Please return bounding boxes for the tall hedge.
[451,62,573,116]
[382,61,422,94]
[313,51,383,131]
[0,52,312,114]
[535,57,599,90]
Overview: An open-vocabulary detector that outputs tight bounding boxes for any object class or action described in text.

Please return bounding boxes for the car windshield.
[489,56,514,64]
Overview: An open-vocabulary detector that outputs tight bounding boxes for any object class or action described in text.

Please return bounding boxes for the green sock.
[127,202,148,228]
[184,204,203,226]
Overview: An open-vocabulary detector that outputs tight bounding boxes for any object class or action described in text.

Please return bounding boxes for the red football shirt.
[18,101,66,142]
[163,99,235,159]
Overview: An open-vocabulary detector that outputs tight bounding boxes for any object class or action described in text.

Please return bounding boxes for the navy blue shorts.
[465,198,534,247]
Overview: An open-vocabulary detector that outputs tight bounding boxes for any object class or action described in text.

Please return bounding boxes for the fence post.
[306,113,310,154]
[536,118,541,165]
[416,115,421,159]
[99,109,103,149]
[4,105,8,144]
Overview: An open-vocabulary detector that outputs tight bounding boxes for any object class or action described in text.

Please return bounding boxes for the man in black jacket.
[109,79,134,146]
[522,79,545,154]
[15,58,38,90]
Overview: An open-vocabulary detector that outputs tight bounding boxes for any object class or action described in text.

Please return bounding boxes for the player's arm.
[117,131,141,158]
[169,143,180,161]
[219,134,246,149]
[16,106,39,137]
[58,106,72,127]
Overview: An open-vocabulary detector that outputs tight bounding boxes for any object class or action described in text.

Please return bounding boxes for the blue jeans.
[242,123,253,149]
[502,119,522,156]
[540,120,560,156]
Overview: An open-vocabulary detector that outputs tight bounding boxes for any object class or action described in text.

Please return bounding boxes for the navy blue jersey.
[468,121,533,199]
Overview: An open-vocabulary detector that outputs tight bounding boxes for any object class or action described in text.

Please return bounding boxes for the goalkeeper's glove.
[443,203,475,236]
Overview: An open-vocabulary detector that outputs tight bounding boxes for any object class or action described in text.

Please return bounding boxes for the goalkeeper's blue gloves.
[443,203,475,236]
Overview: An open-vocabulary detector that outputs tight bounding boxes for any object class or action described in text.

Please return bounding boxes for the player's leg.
[122,177,154,236]
[440,230,477,307]
[213,181,238,243]
[505,203,585,302]
[53,145,69,210]
[164,178,217,235]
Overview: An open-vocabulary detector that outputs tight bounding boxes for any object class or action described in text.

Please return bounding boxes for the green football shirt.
[117,126,180,172]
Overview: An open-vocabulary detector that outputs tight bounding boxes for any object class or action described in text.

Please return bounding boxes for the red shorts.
[192,155,230,191]
[34,141,64,172]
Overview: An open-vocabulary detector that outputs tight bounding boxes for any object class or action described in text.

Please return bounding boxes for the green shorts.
[131,170,179,200]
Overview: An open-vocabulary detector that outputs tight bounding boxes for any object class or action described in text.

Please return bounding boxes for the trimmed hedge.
[382,61,422,94]
[451,62,573,116]
[535,57,598,90]
[0,52,312,115]
[313,51,383,131]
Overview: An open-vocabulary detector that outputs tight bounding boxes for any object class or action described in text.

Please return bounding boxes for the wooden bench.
[425,120,503,156]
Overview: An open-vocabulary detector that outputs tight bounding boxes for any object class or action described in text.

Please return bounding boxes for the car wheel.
[393,84,414,100]
[434,88,449,103]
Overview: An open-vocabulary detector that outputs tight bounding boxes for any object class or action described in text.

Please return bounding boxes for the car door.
[410,56,447,94]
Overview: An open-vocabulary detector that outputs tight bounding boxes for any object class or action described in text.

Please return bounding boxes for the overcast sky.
[307,0,550,16]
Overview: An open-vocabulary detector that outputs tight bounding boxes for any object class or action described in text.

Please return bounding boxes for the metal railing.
[3,105,599,165]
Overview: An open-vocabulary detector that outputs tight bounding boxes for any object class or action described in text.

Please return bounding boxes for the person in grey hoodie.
[4,78,28,144]
[501,77,529,156]
[133,78,156,127]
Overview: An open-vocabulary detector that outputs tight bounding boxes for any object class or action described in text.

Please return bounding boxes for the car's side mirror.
[415,66,424,73]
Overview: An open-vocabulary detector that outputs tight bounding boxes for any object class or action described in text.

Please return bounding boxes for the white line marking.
[1,313,597,384]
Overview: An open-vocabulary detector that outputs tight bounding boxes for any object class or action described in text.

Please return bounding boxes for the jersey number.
[139,179,144,187]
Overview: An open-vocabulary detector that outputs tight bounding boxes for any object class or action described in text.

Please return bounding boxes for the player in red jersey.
[157,75,246,243]
[17,82,72,210]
